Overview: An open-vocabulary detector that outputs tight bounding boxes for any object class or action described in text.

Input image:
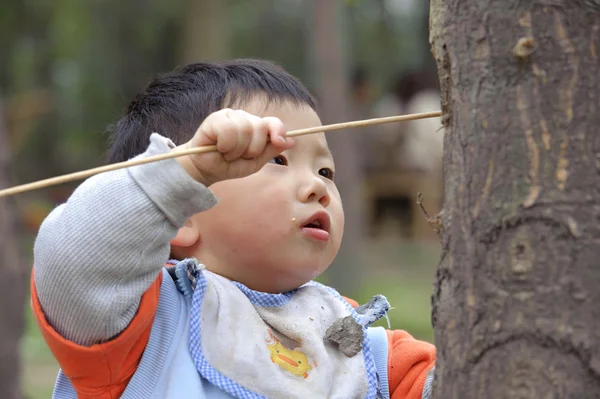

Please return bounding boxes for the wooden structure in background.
[364,169,443,240]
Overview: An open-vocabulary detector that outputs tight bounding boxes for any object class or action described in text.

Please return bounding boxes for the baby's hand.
[176,109,294,185]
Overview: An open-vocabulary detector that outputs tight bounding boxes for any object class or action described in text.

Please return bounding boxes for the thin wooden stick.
[0,111,441,198]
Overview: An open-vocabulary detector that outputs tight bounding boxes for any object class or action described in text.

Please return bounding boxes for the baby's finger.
[255,139,295,168]
[200,109,230,145]
[224,110,254,161]
[264,117,291,149]
[243,119,269,159]
[211,119,238,154]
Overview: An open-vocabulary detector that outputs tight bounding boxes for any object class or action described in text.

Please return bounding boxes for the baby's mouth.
[304,220,322,229]
[300,211,331,242]
[301,211,330,232]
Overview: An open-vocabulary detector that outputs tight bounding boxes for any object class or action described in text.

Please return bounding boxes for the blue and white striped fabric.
[422,367,435,399]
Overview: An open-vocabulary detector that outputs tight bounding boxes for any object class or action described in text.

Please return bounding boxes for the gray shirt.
[33,134,217,346]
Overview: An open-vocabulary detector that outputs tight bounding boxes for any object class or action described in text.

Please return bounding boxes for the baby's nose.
[300,175,330,207]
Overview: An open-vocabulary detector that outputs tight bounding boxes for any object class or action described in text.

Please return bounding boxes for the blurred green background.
[1,1,443,397]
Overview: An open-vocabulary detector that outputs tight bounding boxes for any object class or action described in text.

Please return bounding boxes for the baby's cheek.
[235,211,291,254]
[253,193,292,225]
[330,204,345,245]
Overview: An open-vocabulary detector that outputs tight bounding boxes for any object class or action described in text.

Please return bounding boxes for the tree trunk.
[430,1,600,397]
[0,100,26,398]
[310,0,364,296]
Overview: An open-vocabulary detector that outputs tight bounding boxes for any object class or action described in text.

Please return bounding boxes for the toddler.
[32,59,435,399]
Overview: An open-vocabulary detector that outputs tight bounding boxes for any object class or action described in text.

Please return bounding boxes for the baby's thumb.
[256,137,295,167]
[254,116,294,165]
[264,117,292,148]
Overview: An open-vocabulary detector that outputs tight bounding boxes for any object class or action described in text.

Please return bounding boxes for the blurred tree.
[179,0,231,63]
[430,0,600,397]
[309,0,364,295]
[0,99,27,399]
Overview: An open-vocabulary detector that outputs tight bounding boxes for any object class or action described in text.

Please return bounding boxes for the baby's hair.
[107,59,316,163]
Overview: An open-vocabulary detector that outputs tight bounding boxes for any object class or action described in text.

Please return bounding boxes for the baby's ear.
[170,219,201,249]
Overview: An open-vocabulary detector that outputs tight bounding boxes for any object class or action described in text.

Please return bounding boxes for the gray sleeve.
[33,133,217,346]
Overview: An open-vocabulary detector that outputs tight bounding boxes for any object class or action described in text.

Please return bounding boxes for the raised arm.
[33,134,218,346]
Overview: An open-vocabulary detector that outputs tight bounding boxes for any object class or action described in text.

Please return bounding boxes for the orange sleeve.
[342,296,359,308]
[30,270,162,399]
[387,329,436,399]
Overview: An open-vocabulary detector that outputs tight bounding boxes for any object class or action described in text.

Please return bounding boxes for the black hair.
[107,59,316,163]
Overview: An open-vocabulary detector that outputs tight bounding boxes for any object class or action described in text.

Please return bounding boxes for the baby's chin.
[201,253,332,293]
[276,266,330,292]
[246,266,330,294]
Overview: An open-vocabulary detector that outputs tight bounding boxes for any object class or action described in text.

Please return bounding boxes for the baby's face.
[188,99,344,293]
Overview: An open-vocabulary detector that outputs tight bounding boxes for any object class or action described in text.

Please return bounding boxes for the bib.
[173,259,390,399]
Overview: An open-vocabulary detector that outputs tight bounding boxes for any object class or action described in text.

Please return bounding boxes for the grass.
[21,304,59,398]
[350,240,438,342]
[20,240,439,398]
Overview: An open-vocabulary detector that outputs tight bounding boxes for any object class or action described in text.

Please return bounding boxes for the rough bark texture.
[430,1,600,398]
[0,101,25,398]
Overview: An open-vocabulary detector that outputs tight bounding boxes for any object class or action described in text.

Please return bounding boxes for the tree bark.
[430,1,600,397]
[310,0,364,296]
[0,100,26,398]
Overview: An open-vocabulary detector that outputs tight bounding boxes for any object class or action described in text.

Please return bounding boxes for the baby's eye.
[270,155,288,166]
[319,168,335,180]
